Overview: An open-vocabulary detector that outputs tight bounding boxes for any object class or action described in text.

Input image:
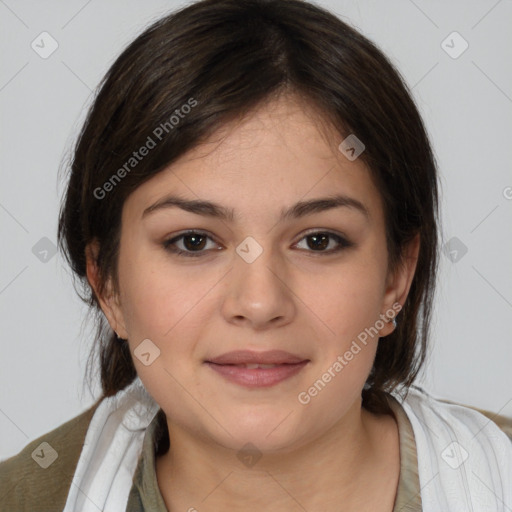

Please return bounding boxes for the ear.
[85,239,128,339]
[378,233,420,337]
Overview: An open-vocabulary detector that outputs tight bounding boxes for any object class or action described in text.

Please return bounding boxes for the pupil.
[184,234,206,251]
[308,233,328,250]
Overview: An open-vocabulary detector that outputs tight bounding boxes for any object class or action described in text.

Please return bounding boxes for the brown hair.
[58,0,439,420]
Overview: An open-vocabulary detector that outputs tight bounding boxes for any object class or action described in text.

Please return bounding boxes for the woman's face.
[92,95,415,453]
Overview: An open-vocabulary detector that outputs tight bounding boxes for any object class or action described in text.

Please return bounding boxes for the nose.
[220,242,296,331]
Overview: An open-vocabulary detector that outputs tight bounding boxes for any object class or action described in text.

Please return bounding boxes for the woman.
[1,0,511,511]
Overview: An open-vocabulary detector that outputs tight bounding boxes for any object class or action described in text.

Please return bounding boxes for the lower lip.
[205,361,309,388]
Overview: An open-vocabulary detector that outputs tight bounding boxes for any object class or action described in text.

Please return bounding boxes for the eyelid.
[162,228,353,257]
[163,229,220,254]
[292,229,353,252]
[296,227,350,243]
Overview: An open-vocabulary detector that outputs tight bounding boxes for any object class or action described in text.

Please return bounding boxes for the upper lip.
[206,350,308,365]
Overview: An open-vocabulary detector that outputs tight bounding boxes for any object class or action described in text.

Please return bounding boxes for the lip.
[204,350,310,388]
[206,350,307,365]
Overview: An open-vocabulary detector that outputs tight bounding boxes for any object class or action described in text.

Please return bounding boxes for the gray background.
[1,0,511,460]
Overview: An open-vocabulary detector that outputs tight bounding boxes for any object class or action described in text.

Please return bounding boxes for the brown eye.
[163,230,353,258]
[295,231,353,254]
[181,233,208,251]
[163,231,218,257]
[306,233,329,251]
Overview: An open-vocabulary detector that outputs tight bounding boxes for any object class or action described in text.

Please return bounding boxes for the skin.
[86,93,419,511]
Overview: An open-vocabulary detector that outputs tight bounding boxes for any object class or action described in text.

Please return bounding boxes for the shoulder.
[402,385,512,445]
[434,394,512,443]
[0,400,102,512]
[395,385,512,509]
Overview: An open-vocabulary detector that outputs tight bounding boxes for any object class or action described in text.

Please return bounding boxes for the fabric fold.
[395,386,512,511]
[63,377,160,512]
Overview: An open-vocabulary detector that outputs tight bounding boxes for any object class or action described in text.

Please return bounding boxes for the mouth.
[204,350,310,388]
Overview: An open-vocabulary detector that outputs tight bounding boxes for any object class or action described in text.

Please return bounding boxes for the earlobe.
[379,316,398,338]
[85,240,128,339]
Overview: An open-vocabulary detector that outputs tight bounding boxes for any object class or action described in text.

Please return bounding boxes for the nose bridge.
[223,235,294,327]
[234,236,281,299]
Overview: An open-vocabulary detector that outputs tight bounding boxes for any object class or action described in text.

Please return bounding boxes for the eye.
[294,231,353,254]
[162,229,353,258]
[162,230,220,258]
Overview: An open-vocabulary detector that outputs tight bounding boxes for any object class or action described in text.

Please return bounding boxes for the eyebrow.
[142,193,369,222]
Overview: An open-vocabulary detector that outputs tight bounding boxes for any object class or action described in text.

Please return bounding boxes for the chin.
[208,409,308,454]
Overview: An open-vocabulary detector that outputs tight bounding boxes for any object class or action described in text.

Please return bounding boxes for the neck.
[155,399,400,511]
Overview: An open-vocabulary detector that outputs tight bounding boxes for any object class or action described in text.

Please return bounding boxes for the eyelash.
[162,230,354,258]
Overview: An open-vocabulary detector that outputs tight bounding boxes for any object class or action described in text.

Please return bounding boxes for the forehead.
[181,94,345,167]
[123,94,383,224]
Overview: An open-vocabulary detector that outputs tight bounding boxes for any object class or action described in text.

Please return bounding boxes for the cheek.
[303,251,386,403]
[117,245,204,338]
[116,249,210,410]
[317,261,386,342]
[298,273,383,422]
[116,245,220,388]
